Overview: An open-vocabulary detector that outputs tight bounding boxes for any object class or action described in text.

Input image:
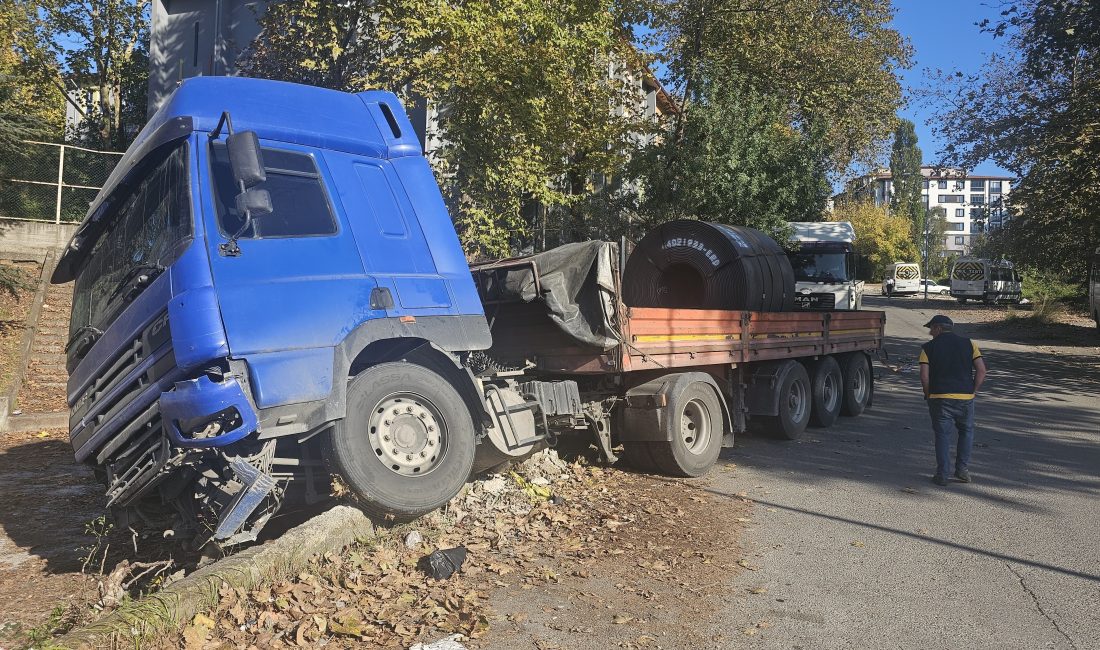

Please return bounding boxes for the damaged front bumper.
[160,373,259,448]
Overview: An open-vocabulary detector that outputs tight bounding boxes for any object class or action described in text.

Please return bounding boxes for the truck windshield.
[69,143,192,342]
[789,251,849,283]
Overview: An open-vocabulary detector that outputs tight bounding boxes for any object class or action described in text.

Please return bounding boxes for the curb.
[5,410,69,432]
[56,505,375,649]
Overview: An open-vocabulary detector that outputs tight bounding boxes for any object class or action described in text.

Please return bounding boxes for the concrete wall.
[0,220,78,261]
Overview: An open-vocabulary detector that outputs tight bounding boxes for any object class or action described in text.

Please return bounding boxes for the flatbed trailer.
[473,251,886,474]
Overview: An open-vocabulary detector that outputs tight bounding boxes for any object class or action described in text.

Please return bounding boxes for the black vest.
[922,332,977,396]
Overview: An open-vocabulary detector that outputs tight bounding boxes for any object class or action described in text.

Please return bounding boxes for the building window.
[922,180,929,189]
[970,208,983,219]
[938,195,964,203]
[990,180,1003,192]
[922,196,929,207]
[937,180,947,189]
[955,236,965,245]
[954,180,965,191]
[970,194,985,205]
[955,208,964,217]
[974,222,985,233]
[946,222,965,232]
[970,179,985,191]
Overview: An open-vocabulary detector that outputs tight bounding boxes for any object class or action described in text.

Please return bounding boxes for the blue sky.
[891,0,1012,176]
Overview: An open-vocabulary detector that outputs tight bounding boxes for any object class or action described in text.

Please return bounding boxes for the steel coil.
[622,220,795,311]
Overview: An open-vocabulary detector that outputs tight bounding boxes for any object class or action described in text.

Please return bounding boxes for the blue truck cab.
[55,77,497,545]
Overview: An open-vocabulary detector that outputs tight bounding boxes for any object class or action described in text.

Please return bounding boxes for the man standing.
[919,315,987,486]
[885,276,895,299]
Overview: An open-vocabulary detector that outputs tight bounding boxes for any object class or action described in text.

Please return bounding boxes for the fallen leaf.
[850,540,865,548]
[747,586,767,594]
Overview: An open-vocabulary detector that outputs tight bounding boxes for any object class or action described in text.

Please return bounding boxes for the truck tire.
[808,356,843,428]
[620,442,660,473]
[647,382,724,477]
[761,361,811,440]
[839,352,873,417]
[322,362,476,520]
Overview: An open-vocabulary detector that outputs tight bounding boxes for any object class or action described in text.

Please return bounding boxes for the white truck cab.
[788,221,864,310]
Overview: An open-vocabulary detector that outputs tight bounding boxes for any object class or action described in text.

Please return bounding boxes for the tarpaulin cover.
[472,241,620,350]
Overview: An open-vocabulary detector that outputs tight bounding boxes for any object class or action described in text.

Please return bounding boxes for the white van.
[883,262,920,295]
[950,257,1022,304]
[1089,247,1099,329]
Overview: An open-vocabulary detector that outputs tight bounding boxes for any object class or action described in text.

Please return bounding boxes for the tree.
[922,206,949,279]
[0,3,64,150]
[829,198,918,280]
[241,0,642,258]
[634,68,830,240]
[648,0,912,171]
[26,0,151,149]
[888,118,924,241]
[933,0,1100,278]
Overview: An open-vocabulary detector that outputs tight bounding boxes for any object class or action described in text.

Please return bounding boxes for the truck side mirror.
[227,131,266,188]
[235,188,273,219]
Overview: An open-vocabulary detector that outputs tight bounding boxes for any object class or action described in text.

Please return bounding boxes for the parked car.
[918,279,951,295]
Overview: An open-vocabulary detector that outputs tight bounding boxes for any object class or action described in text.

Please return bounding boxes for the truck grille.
[793,293,836,310]
[70,312,179,462]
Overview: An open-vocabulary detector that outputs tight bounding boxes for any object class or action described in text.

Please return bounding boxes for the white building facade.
[850,166,1012,256]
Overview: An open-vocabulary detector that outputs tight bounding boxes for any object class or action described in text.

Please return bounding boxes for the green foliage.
[24,0,150,150]
[648,0,911,171]
[241,0,642,259]
[830,198,918,280]
[634,68,830,239]
[1017,268,1080,323]
[0,263,30,298]
[934,0,1100,278]
[888,118,924,236]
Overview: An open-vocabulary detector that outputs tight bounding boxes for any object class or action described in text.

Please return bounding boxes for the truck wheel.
[620,442,660,472]
[763,361,811,440]
[648,382,724,477]
[808,356,842,428]
[840,353,873,417]
[322,362,476,520]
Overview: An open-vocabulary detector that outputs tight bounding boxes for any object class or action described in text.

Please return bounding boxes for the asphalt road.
[711,296,1100,649]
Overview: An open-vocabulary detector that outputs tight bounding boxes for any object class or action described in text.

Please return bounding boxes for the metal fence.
[0,140,123,224]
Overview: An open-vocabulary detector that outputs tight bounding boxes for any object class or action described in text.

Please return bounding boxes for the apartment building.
[842,166,1012,256]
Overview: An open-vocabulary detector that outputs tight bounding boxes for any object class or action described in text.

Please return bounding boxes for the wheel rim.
[851,363,868,403]
[822,371,840,413]
[787,379,807,423]
[367,393,445,476]
[680,398,712,455]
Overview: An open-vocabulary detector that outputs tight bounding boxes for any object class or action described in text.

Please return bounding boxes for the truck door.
[200,139,375,356]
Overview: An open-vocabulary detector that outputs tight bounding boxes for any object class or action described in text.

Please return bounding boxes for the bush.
[0,263,30,297]
[1019,269,1079,323]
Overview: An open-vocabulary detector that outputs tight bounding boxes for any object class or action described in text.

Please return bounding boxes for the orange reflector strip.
[399,316,416,323]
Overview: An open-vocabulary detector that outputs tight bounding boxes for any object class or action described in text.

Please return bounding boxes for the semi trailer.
[55,77,885,548]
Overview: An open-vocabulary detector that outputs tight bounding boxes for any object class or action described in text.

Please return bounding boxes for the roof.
[862,166,1013,181]
[789,221,856,243]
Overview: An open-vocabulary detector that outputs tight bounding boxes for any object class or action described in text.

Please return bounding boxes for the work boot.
[932,474,948,486]
[954,468,971,483]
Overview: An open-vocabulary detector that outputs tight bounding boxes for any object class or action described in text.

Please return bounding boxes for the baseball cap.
[924,314,953,328]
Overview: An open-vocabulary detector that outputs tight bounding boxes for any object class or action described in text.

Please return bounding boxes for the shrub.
[1019,269,1079,323]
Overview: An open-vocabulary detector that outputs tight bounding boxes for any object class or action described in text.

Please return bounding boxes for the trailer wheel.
[648,382,724,477]
[322,362,476,520]
[762,361,811,440]
[808,356,843,428]
[839,353,873,417]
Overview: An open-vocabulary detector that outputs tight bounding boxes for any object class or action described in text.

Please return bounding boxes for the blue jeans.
[928,398,975,477]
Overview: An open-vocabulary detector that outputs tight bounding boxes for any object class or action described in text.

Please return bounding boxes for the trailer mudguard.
[619,371,734,447]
